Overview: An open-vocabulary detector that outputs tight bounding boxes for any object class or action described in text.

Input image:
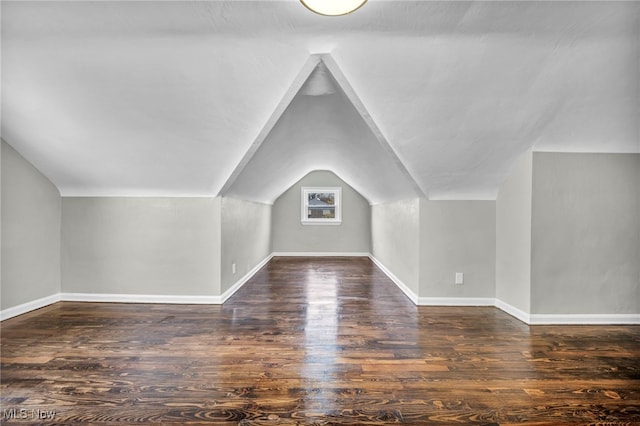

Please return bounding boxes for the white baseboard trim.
[494,299,531,324]
[418,297,495,306]
[0,293,62,321]
[4,256,639,326]
[3,255,275,317]
[529,313,640,325]
[60,293,223,304]
[272,252,370,257]
[221,254,273,303]
[368,255,419,304]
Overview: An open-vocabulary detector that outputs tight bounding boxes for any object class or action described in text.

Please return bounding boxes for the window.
[301,187,341,225]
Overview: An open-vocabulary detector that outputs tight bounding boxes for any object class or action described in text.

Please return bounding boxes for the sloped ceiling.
[221,55,423,204]
[1,1,638,202]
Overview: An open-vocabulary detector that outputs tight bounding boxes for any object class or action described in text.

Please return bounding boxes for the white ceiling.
[2,1,638,203]
[222,55,423,204]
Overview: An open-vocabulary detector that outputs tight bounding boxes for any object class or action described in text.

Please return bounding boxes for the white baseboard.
[368,255,419,304]
[272,252,370,257]
[221,254,273,303]
[1,255,274,320]
[4,256,639,326]
[418,297,495,306]
[494,298,531,324]
[60,293,223,304]
[529,313,640,325]
[0,293,61,321]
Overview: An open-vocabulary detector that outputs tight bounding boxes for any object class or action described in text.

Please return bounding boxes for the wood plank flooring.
[1,257,639,425]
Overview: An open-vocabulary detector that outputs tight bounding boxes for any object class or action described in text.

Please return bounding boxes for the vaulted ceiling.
[2,1,638,203]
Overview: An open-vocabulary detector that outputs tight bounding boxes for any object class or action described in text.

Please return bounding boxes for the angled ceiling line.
[218,53,427,203]
[318,54,426,200]
[281,168,372,204]
[217,55,323,197]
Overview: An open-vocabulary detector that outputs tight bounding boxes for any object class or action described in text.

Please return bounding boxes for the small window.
[301,187,341,225]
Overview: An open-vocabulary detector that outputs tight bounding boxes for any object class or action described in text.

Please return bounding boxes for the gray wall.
[496,150,533,313]
[1,141,2,308]
[1,141,61,310]
[271,170,371,254]
[221,197,271,293]
[420,200,496,299]
[531,153,640,315]
[371,198,420,296]
[62,197,221,296]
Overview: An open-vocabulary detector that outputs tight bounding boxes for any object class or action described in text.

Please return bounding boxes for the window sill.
[301,221,342,226]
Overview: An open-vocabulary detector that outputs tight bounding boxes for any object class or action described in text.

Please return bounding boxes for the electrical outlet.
[455,272,464,285]
[232,263,236,274]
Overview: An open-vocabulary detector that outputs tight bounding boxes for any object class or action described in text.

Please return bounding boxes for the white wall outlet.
[455,272,464,285]
[232,263,236,275]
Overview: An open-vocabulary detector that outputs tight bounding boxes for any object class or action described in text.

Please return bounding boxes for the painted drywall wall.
[1,140,61,310]
[420,200,496,299]
[221,197,271,293]
[62,197,221,296]
[496,150,533,314]
[531,153,640,315]
[1,140,2,310]
[371,198,420,297]
[271,170,371,254]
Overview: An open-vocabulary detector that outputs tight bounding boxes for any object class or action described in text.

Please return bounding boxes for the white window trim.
[301,187,342,225]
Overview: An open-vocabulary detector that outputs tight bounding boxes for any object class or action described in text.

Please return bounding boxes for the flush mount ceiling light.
[300,0,367,16]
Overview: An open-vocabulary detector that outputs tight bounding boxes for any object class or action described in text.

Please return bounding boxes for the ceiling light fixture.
[300,0,367,16]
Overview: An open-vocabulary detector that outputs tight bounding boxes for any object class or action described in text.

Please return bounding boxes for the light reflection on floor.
[302,267,340,411]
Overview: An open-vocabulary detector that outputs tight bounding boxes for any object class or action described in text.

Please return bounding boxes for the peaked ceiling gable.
[3,1,636,200]
[220,54,424,205]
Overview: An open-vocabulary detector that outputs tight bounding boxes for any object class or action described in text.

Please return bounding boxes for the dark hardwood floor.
[1,257,639,425]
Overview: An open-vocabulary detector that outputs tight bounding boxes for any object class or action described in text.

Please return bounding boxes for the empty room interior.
[1,0,639,424]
